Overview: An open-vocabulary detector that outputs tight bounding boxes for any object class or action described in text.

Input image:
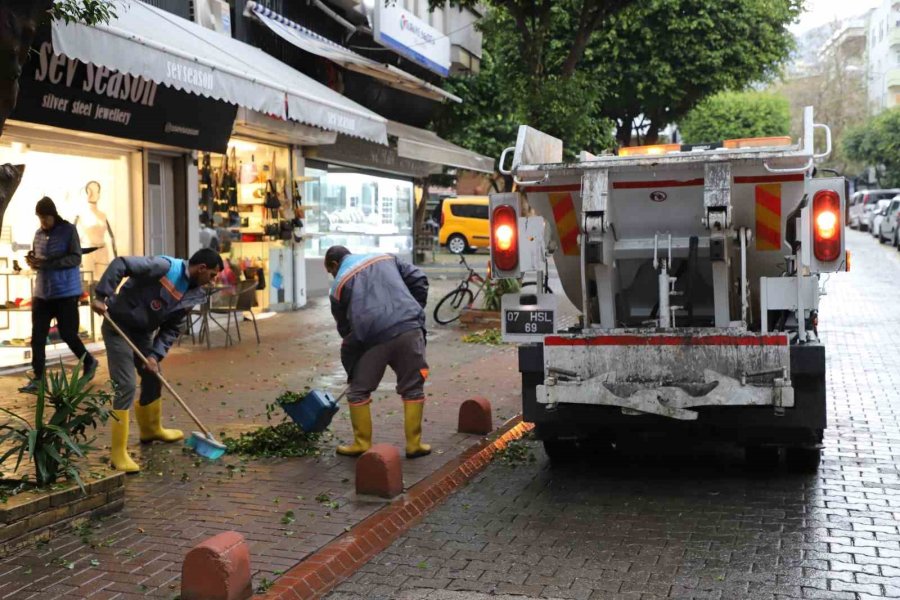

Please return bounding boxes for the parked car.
[878,197,900,244]
[850,189,900,230]
[439,196,489,254]
[868,199,894,235]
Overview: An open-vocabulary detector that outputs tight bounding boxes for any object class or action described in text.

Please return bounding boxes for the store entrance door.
[146,155,175,255]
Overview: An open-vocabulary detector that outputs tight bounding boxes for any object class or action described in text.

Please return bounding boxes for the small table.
[192,285,234,348]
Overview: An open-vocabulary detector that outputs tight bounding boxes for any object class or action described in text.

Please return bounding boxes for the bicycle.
[433,255,488,325]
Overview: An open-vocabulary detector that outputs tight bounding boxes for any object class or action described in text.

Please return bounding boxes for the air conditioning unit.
[193,0,232,36]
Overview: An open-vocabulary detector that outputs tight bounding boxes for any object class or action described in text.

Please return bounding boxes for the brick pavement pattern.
[0,266,523,599]
[327,230,900,600]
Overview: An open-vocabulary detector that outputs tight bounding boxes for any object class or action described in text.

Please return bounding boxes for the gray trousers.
[101,321,162,410]
[347,329,428,404]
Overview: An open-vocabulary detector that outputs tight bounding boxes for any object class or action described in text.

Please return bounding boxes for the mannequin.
[75,181,117,278]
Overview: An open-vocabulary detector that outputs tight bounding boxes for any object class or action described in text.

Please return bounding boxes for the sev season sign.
[373,2,450,77]
[13,39,236,152]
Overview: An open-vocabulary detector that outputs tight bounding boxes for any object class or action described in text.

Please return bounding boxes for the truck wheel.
[542,439,578,463]
[785,446,821,473]
[745,445,779,471]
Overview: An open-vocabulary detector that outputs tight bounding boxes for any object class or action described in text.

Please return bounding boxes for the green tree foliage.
[843,108,900,187]
[51,0,117,24]
[435,0,800,158]
[592,0,802,145]
[678,91,791,143]
[435,7,615,162]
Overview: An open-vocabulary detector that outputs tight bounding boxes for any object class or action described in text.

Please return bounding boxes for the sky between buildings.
[792,0,881,33]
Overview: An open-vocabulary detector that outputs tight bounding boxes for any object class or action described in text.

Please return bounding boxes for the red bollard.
[181,531,253,600]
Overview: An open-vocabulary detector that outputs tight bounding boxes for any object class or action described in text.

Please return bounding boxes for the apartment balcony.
[887,68,900,90]
[890,27,900,47]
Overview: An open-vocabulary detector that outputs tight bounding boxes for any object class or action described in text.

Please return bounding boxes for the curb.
[260,416,534,600]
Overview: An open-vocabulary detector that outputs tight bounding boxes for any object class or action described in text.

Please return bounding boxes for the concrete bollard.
[181,531,253,600]
[458,397,493,435]
[356,444,403,498]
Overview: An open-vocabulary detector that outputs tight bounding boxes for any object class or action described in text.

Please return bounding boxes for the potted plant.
[460,278,521,329]
[1,361,112,491]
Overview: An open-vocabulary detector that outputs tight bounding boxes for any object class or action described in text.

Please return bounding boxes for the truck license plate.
[505,309,555,334]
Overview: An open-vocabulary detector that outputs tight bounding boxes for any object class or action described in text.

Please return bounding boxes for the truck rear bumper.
[520,341,825,444]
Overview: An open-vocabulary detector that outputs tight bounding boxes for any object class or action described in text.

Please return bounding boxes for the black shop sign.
[12,40,237,152]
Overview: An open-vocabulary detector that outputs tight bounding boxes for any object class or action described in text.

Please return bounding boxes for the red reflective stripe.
[612,179,704,189]
[544,335,788,347]
[521,184,581,193]
[735,174,805,184]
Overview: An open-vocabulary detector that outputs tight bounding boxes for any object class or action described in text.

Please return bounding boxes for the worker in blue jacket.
[325,245,431,459]
[91,249,222,472]
[20,197,97,393]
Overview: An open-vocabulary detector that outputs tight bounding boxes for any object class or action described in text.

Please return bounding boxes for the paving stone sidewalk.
[327,229,900,600]
[0,267,523,599]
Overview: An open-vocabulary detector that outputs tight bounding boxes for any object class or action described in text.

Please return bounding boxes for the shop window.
[0,140,132,353]
[197,138,293,311]
[303,168,414,258]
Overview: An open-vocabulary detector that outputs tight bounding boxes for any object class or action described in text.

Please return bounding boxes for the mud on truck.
[489,107,846,472]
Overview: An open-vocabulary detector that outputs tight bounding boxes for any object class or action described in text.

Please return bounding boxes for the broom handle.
[103,314,214,439]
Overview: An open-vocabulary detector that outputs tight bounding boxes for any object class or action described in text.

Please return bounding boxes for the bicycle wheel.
[433,288,475,325]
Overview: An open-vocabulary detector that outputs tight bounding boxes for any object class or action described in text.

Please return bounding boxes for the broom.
[103,315,227,460]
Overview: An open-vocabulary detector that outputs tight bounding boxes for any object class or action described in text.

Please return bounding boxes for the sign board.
[12,39,237,153]
[373,2,450,77]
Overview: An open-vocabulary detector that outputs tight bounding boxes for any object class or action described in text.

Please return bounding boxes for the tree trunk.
[413,177,433,265]
[616,119,633,148]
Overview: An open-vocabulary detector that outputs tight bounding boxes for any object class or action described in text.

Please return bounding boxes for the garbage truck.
[490,107,845,471]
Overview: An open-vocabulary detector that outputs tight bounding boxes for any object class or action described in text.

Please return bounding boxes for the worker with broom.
[324,245,431,459]
[91,249,223,472]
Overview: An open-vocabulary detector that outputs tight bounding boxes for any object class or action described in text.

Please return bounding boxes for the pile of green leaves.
[0,360,112,490]
[222,422,323,458]
[495,438,537,468]
[224,389,325,458]
[462,329,504,346]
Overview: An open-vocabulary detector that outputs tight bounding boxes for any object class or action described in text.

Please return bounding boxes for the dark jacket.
[32,220,82,300]
[330,253,428,348]
[95,256,205,360]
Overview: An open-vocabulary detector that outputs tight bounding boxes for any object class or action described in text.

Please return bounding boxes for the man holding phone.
[20,197,97,393]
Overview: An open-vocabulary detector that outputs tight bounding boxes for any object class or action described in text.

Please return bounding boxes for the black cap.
[35,197,58,218]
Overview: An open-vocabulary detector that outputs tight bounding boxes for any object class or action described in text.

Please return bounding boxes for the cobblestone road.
[328,230,900,600]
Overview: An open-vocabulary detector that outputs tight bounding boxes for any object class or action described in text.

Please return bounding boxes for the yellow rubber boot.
[336,401,372,456]
[135,400,184,443]
[403,400,431,459]
[110,410,140,473]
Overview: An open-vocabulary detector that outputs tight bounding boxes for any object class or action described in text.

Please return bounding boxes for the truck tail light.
[439,209,444,228]
[491,205,518,271]
[813,189,841,262]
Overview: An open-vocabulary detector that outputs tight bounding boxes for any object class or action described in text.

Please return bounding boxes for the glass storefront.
[197,138,298,311]
[0,138,133,357]
[302,164,414,258]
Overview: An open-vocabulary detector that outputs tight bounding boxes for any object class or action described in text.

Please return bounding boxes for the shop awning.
[388,121,495,173]
[244,2,461,104]
[51,0,388,145]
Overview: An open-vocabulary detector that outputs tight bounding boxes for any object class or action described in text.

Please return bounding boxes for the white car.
[878,197,900,244]
[849,189,900,230]
[869,199,893,235]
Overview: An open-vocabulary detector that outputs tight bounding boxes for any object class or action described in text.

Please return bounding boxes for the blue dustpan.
[282,388,343,433]
[185,431,227,460]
